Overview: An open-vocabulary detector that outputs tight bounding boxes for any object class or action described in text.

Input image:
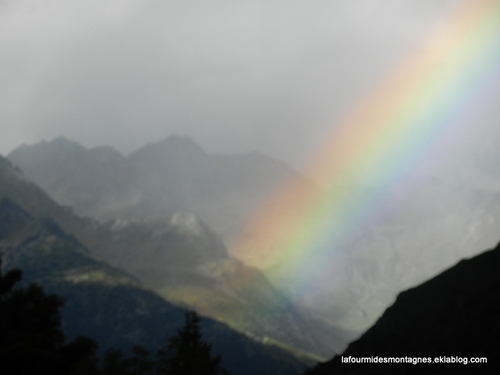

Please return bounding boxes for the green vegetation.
[0,256,229,375]
[0,159,312,375]
[0,257,97,375]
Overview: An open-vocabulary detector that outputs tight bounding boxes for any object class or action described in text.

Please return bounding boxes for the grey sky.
[0,0,469,167]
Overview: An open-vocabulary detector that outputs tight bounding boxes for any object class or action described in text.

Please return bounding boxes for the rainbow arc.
[234,0,500,297]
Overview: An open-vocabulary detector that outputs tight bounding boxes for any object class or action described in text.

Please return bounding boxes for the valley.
[9,136,500,341]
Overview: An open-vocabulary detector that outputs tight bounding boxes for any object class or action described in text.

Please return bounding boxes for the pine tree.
[156,311,228,375]
[0,257,98,375]
[102,346,156,375]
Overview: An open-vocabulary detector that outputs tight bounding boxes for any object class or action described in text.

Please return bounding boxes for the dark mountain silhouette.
[304,242,500,374]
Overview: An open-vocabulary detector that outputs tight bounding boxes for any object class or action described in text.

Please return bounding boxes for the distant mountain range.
[305,241,500,374]
[0,155,312,375]
[8,135,317,244]
[10,135,500,343]
[7,136,351,359]
[2,143,352,361]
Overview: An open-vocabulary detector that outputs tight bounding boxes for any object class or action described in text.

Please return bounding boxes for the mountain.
[7,137,346,358]
[0,199,309,375]
[8,135,315,243]
[7,137,143,220]
[0,161,311,374]
[11,136,500,344]
[89,214,343,359]
[305,242,500,374]
[1,152,343,359]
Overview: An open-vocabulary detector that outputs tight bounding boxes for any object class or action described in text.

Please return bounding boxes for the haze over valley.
[7,133,500,352]
[2,0,500,373]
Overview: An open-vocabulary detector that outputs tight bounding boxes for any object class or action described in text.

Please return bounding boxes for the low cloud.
[0,0,472,167]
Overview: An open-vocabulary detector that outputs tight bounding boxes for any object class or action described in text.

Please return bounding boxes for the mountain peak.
[8,137,87,174]
[128,135,207,165]
[88,145,124,163]
[161,134,204,148]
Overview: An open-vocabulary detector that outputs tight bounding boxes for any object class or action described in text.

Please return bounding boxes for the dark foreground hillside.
[0,197,310,375]
[305,242,500,374]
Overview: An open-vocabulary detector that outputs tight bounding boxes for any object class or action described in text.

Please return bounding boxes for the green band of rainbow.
[234,0,500,296]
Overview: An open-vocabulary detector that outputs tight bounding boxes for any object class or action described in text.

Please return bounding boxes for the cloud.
[0,0,467,166]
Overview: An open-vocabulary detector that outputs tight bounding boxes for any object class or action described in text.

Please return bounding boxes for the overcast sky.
[0,0,472,168]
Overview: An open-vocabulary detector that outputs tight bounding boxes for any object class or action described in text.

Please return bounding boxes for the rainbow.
[233,0,500,297]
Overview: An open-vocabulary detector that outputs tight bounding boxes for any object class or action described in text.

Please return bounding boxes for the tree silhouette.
[0,257,98,375]
[156,311,228,375]
[101,346,156,375]
[1,257,229,375]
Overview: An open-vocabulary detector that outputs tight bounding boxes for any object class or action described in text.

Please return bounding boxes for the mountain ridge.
[8,135,318,242]
[0,190,310,375]
[1,151,343,359]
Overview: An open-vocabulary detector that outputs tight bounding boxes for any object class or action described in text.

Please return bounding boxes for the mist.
[0,0,468,168]
[3,1,500,362]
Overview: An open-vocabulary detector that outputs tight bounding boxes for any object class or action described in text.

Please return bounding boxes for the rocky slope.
[0,197,311,375]
[89,214,343,358]
[0,154,342,359]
